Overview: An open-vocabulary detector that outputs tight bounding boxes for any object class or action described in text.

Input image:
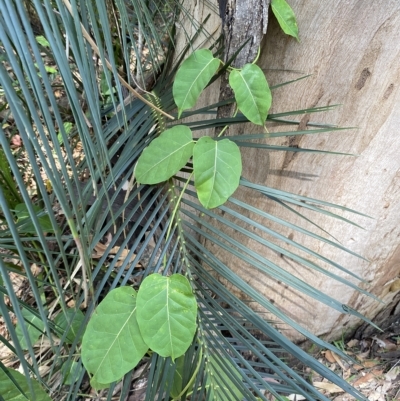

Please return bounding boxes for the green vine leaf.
[61,360,84,385]
[136,274,197,361]
[15,203,54,233]
[15,308,45,350]
[193,137,242,209]
[81,287,148,386]
[0,367,52,401]
[135,125,194,184]
[173,49,220,118]
[271,0,299,40]
[54,308,85,344]
[229,64,272,126]
[90,377,111,391]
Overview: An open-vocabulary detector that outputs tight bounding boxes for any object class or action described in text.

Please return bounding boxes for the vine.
[81,0,299,391]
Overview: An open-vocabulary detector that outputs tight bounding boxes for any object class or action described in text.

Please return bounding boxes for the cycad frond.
[0,1,372,400]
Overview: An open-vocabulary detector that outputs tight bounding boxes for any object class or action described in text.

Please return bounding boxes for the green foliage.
[0,147,22,211]
[271,0,299,40]
[136,273,197,360]
[170,354,185,398]
[82,275,197,386]
[207,355,245,401]
[15,308,45,350]
[173,49,220,118]
[137,49,268,209]
[135,125,194,184]
[54,309,85,344]
[0,367,51,401]
[0,0,371,400]
[81,287,148,386]
[60,361,84,385]
[229,64,272,125]
[193,136,242,209]
[57,122,73,146]
[14,203,53,233]
[35,35,50,47]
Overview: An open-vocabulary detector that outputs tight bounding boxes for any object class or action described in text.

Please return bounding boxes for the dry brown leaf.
[353,370,383,387]
[30,263,42,276]
[313,381,344,393]
[371,369,384,376]
[343,368,352,380]
[67,299,76,308]
[324,350,336,363]
[346,339,359,348]
[92,240,142,269]
[113,252,140,269]
[356,350,370,361]
[353,372,376,387]
[362,360,381,368]
[330,350,348,371]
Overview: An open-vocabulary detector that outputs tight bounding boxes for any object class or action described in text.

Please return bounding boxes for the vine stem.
[173,343,203,400]
[252,46,261,65]
[163,173,193,267]
[165,173,193,242]
[218,107,238,137]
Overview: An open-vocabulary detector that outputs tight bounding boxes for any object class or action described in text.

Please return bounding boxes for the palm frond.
[0,1,373,400]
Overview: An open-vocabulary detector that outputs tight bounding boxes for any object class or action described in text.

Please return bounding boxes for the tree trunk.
[246,0,400,341]
[179,0,400,341]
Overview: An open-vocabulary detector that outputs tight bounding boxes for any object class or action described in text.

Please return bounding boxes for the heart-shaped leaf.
[193,137,242,209]
[271,0,299,40]
[15,308,45,350]
[136,274,197,361]
[229,64,272,126]
[173,49,220,118]
[135,125,194,184]
[81,287,148,385]
[0,368,52,401]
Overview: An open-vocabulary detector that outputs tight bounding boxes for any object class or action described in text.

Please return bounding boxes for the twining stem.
[218,107,238,137]
[163,173,193,267]
[165,173,193,242]
[173,343,203,400]
[252,46,261,65]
